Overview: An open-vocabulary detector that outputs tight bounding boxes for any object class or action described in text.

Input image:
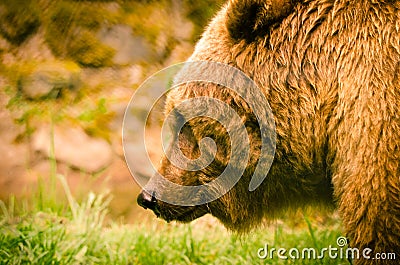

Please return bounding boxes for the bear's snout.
[137,190,159,215]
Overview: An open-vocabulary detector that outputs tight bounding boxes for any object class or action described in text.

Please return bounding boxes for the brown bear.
[137,0,400,263]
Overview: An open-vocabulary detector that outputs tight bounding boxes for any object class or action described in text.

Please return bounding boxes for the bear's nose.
[137,190,157,211]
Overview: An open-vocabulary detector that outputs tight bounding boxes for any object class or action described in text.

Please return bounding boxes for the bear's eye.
[179,124,191,136]
[167,109,185,138]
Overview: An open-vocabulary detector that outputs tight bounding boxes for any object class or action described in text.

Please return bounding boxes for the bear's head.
[137,0,298,231]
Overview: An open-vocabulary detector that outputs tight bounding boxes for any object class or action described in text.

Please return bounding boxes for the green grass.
[0,174,347,264]
[0,133,346,264]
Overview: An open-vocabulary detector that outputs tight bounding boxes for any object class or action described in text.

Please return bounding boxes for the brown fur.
[140,0,400,263]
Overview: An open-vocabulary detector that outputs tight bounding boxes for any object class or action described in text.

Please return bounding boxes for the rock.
[123,142,155,184]
[171,7,193,41]
[16,31,56,62]
[20,61,81,99]
[128,65,143,85]
[164,41,194,65]
[33,125,113,173]
[98,24,152,65]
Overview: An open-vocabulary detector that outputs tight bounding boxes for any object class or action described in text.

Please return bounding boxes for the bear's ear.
[226,0,298,42]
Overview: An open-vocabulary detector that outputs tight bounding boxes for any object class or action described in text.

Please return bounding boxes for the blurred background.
[0,0,224,221]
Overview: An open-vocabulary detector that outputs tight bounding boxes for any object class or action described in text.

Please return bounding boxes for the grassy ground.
[0,173,347,265]
[0,143,346,265]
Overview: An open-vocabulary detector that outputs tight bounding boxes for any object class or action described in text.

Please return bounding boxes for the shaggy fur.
[139,0,400,263]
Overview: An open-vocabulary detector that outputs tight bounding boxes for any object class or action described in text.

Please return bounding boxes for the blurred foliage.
[5,84,44,143]
[0,0,225,65]
[5,79,114,143]
[120,1,165,45]
[69,0,117,2]
[45,1,118,67]
[183,0,225,40]
[5,79,74,143]
[78,98,115,141]
[0,0,40,45]
[67,30,115,67]
[0,0,225,142]
[3,60,81,99]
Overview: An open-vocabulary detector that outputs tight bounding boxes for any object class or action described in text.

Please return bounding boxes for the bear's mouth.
[156,203,210,223]
[137,189,211,223]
